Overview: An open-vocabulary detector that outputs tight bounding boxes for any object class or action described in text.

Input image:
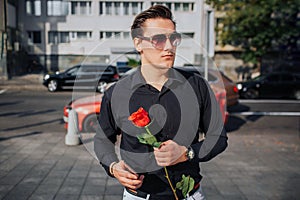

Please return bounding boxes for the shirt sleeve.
[190,77,228,163]
[94,90,119,176]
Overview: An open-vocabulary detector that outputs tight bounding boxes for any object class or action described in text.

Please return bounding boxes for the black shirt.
[94,67,228,199]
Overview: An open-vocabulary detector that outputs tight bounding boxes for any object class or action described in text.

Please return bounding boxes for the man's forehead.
[142,27,176,36]
[142,18,175,35]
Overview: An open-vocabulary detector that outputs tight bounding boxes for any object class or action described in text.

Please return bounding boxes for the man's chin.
[155,62,174,69]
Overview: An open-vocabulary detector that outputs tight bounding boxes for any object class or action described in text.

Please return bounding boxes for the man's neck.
[141,65,169,91]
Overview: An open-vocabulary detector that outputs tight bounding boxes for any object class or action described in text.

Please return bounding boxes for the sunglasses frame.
[137,32,182,50]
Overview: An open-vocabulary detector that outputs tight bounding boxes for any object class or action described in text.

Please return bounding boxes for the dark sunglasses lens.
[170,33,181,46]
[152,34,167,49]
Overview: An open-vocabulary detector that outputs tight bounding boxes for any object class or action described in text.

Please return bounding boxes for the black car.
[43,64,119,92]
[237,72,300,99]
[117,66,132,77]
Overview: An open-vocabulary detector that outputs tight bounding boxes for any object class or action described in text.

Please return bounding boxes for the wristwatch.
[186,146,195,161]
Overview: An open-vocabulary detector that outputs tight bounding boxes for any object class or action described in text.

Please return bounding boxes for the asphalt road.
[1,90,299,134]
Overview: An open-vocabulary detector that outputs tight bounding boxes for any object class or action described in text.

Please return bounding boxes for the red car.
[64,67,228,133]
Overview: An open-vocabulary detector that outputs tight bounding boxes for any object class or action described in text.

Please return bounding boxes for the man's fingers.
[119,176,144,189]
[123,161,138,176]
[113,160,144,189]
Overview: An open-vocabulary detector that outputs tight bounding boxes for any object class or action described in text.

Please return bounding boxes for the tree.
[207,0,300,66]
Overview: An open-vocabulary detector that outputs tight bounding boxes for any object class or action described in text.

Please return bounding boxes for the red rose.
[128,107,150,127]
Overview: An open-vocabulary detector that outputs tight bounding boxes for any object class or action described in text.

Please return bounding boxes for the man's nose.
[163,38,173,50]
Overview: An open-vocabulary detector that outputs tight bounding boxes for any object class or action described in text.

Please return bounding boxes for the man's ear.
[134,38,142,52]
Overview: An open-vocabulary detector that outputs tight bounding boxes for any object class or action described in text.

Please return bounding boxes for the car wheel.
[244,89,259,99]
[97,81,107,93]
[294,90,300,100]
[48,79,58,92]
[82,114,99,133]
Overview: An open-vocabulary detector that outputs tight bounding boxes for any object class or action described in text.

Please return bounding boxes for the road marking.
[0,89,7,94]
[239,99,300,104]
[230,111,300,116]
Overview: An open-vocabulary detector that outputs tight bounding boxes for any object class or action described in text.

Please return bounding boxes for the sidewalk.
[0,129,299,200]
[0,74,45,91]
[0,76,299,200]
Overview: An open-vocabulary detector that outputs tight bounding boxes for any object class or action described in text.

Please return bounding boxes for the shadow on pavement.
[1,118,64,131]
[0,131,42,141]
[225,103,263,132]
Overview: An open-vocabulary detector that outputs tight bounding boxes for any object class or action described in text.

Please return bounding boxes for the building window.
[174,3,181,11]
[123,32,130,39]
[77,31,92,39]
[100,31,130,39]
[115,2,120,15]
[71,1,92,15]
[26,0,41,16]
[182,32,194,39]
[123,2,129,15]
[69,31,92,40]
[106,2,112,15]
[100,32,104,39]
[151,2,171,10]
[47,0,69,16]
[28,31,41,44]
[48,31,70,44]
[114,32,121,39]
[152,2,194,12]
[106,32,113,38]
[99,2,143,16]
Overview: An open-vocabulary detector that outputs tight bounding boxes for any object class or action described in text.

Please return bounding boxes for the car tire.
[244,89,259,99]
[48,79,58,92]
[82,114,99,133]
[97,81,107,93]
[294,90,300,100]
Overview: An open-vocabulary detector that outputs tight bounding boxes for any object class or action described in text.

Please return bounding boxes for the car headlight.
[237,83,243,90]
[44,74,50,80]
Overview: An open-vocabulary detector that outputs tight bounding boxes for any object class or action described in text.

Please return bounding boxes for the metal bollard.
[65,109,81,145]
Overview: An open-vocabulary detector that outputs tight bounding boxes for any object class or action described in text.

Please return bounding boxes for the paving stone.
[79,195,103,200]
[54,194,80,200]
[103,195,122,200]
[57,184,82,195]
[0,130,298,199]
[34,184,60,194]
[28,194,56,200]
[82,185,105,195]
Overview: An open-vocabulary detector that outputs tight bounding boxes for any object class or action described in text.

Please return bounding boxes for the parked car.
[43,64,119,92]
[117,66,132,77]
[220,72,239,107]
[237,72,300,99]
[63,66,228,133]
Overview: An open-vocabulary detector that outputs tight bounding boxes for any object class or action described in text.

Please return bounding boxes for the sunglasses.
[138,32,182,50]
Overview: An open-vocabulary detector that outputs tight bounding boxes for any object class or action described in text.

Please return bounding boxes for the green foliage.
[127,57,140,67]
[206,0,300,64]
[176,174,195,198]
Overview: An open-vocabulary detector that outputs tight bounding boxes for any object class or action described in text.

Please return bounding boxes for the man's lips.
[162,54,174,58]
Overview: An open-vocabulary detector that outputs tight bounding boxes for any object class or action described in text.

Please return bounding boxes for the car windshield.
[66,66,79,75]
[252,74,266,81]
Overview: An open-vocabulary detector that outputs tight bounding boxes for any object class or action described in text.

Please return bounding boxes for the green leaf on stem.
[137,133,161,147]
[176,174,195,198]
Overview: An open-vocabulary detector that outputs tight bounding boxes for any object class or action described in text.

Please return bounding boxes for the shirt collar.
[130,67,146,90]
[130,67,186,90]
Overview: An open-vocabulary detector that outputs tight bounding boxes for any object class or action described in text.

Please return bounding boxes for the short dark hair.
[131,5,176,39]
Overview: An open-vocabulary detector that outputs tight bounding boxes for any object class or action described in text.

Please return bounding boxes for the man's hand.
[112,160,144,190]
[153,140,188,166]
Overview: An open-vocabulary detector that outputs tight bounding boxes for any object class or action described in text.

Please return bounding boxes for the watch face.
[188,148,194,159]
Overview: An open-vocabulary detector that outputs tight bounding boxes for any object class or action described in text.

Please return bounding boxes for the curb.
[0,74,46,91]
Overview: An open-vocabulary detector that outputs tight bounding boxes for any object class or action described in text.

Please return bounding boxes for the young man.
[94,5,228,200]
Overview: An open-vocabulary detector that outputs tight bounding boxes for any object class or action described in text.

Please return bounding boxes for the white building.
[18,0,210,71]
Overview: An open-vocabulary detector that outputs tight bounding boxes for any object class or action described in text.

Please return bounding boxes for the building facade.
[17,0,209,72]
